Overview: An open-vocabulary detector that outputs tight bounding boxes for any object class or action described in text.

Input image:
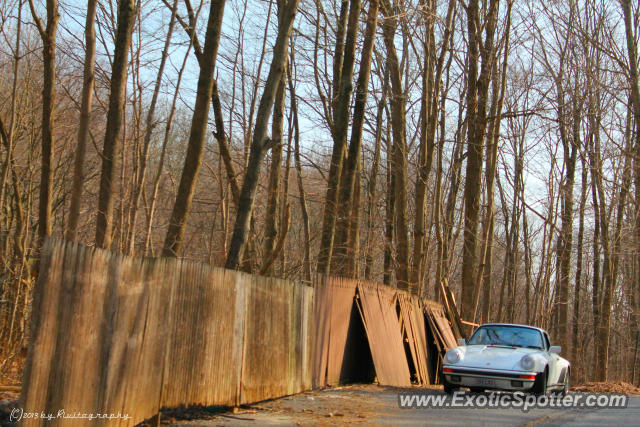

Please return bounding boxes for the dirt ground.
[152,384,436,426]
[571,381,640,395]
[152,383,640,426]
[0,356,22,403]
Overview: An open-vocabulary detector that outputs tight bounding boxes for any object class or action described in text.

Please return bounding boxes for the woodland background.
[0,0,639,386]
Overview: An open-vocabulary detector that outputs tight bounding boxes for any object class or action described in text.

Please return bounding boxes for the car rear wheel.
[560,371,569,396]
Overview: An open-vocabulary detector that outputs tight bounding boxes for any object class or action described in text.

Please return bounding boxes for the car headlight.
[520,355,535,371]
[445,348,463,364]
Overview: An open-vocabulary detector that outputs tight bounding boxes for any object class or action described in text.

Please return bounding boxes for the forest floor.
[571,381,640,394]
[0,355,22,402]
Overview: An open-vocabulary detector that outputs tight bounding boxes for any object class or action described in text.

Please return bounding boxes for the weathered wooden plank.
[357,282,411,387]
[21,239,67,426]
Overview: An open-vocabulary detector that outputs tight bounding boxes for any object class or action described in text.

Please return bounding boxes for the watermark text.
[397,391,628,412]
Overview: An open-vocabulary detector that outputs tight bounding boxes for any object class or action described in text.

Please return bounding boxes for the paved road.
[171,385,640,426]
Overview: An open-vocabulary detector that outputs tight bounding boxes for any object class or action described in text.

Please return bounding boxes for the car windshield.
[467,325,545,349]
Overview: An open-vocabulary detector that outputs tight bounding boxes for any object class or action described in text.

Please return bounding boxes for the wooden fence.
[20,238,457,426]
[21,238,313,426]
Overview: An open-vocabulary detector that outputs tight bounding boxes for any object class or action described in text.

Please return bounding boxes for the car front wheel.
[444,382,458,395]
[532,370,548,396]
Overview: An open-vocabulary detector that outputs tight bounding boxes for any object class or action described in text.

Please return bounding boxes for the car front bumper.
[443,366,536,391]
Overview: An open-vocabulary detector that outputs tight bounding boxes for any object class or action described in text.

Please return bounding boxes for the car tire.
[444,383,458,395]
[532,370,548,396]
[560,371,569,396]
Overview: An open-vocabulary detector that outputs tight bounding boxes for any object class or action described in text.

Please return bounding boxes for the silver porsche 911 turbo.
[442,323,570,395]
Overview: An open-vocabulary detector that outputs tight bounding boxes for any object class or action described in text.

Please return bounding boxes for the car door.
[543,332,561,385]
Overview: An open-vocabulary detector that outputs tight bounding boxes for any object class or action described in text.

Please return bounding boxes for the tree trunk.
[162,0,227,256]
[571,157,587,373]
[621,0,640,377]
[66,0,96,242]
[28,0,59,246]
[479,0,510,322]
[263,73,286,274]
[287,55,311,283]
[225,0,300,270]
[333,0,378,276]
[143,35,193,256]
[411,0,435,289]
[125,0,178,254]
[383,114,395,286]
[364,77,387,281]
[94,0,137,249]
[461,0,499,323]
[381,0,410,291]
[317,0,360,275]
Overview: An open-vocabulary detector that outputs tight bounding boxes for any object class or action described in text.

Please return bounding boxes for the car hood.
[453,345,542,371]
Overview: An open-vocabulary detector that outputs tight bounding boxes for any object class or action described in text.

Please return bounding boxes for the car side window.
[543,332,550,350]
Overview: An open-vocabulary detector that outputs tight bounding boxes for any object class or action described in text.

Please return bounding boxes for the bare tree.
[381,0,410,291]
[225,0,300,269]
[28,0,59,245]
[621,0,640,374]
[125,0,179,255]
[94,0,137,249]
[66,0,97,242]
[461,0,499,324]
[317,0,360,275]
[332,0,379,276]
[162,0,227,256]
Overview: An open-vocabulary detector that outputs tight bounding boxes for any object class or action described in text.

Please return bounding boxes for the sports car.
[442,323,570,395]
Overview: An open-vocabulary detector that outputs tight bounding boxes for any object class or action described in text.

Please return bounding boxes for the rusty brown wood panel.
[291,280,314,395]
[162,263,240,408]
[357,283,411,387]
[99,253,149,426]
[411,298,431,384]
[312,275,332,388]
[431,306,457,349]
[325,276,357,385]
[126,258,176,424]
[398,295,430,385]
[301,285,314,390]
[22,240,113,426]
[240,275,312,403]
[424,305,457,351]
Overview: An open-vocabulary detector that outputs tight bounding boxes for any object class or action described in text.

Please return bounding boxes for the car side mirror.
[549,346,561,354]
[457,338,466,346]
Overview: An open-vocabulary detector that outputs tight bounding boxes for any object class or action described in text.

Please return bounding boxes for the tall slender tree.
[332,0,379,276]
[162,0,227,256]
[461,0,499,323]
[94,0,137,249]
[381,0,410,291]
[28,0,59,245]
[66,0,97,242]
[225,0,301,269]
[317,0,360,275]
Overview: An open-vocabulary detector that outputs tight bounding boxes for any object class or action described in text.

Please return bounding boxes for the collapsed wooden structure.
[21,238,458,426]
[313,276,457,388]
